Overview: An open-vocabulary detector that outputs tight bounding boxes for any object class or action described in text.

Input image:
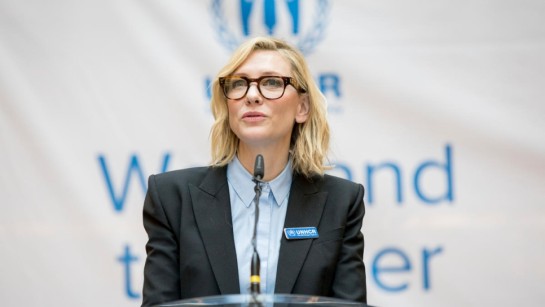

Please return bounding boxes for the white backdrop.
[1,1,544,306]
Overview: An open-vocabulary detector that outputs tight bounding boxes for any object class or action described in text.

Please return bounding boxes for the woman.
[142,37,366,306]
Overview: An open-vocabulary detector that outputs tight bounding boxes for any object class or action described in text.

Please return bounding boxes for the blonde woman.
[142,37,366,306]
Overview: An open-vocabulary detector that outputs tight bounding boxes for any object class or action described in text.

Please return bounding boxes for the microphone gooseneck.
[251,154,264,296]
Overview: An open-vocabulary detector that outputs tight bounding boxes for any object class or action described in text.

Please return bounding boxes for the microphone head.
[253,154,264,180]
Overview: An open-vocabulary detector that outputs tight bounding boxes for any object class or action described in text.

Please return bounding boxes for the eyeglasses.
[218,76,304,100]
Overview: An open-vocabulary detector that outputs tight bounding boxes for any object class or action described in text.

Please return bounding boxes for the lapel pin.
[284,227,319,240]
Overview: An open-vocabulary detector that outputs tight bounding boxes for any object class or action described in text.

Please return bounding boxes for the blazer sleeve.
[331,183,367,303]
[141,174,181,307]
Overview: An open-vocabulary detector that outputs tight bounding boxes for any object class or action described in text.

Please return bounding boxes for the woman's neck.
[237,143,290,182]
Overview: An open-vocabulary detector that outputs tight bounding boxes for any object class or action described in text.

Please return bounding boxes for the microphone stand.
[250,154,264,304]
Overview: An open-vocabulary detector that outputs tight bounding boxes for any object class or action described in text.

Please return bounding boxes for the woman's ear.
[295,94,310,124]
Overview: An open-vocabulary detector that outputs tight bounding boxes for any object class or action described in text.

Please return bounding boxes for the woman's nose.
[245,83,263,104]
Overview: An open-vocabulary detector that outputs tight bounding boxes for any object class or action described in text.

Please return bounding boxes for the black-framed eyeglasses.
[218,76,305,100]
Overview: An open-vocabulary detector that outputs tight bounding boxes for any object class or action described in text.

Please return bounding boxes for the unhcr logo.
[284,227,319,240]
[210,0,330,55]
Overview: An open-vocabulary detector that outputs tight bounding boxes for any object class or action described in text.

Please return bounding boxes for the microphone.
[253,154,264,181]
[250,154,264,296]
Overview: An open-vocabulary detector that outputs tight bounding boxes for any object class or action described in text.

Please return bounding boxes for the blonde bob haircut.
[209,36,330,178]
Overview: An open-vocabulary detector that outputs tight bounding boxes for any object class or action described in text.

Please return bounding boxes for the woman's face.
[227,50,309,150]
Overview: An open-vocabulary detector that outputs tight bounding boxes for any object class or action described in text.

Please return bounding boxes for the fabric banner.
[1,1,544,306]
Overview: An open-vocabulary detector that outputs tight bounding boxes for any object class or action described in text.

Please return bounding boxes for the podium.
[154,294,371,307]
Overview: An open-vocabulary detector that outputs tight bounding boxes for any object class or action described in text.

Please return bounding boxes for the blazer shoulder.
[149,166,227,190]
[153,166,208,181]
[321,174,364,193]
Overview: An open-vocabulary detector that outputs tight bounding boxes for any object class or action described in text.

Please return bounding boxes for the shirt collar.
[227,155,293,208]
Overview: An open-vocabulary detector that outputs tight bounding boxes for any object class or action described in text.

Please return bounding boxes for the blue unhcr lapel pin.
[284,227,319,240]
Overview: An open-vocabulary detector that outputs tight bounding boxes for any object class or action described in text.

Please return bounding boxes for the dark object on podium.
[154,294,373,307]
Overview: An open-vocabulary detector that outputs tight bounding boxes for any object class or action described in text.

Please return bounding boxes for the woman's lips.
[242,112,266,122]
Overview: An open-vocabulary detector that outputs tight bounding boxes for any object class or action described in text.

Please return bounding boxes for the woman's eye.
[231,80,246,88]
[262,78,283,87]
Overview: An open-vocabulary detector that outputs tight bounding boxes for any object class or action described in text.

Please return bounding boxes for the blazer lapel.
[189,166,240,294]
[275,174,328,294]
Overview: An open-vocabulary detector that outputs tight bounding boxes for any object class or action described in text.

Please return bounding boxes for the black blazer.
[142,166,366,306]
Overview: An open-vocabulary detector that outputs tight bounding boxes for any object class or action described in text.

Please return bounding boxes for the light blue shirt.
[227,156,292,295]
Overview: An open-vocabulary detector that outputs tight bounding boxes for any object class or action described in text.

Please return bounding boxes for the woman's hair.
[209,36,330,177]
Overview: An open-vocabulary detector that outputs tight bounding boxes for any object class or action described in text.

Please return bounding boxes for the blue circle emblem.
[210,0,330,55]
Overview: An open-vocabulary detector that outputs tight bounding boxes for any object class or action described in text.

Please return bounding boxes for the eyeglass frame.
[218,75,306,100]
